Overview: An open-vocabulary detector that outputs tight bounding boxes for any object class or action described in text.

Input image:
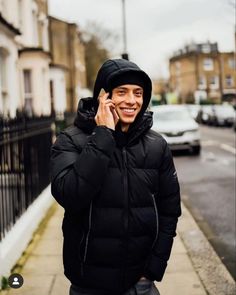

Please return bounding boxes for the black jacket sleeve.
[144,141,181,281]
[50,126,116,212]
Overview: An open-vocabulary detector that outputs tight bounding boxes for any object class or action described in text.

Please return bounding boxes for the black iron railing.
[0,116,54,241]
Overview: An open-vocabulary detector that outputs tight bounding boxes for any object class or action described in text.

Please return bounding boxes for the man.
[50,59,181,295]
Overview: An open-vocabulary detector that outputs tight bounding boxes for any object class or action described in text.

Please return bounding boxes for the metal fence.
[0,115,54,241]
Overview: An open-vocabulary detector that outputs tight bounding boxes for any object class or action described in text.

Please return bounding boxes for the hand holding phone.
[95,89,119,130]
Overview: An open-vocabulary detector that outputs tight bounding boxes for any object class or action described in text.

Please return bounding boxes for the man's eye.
[135,92,142,96]
[118,91,125,95]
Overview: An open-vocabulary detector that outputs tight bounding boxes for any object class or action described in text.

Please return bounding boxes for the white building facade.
[0,0,51,117]
[0,8,21,117]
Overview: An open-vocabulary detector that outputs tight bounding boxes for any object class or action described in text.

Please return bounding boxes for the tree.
[81,22,119,91]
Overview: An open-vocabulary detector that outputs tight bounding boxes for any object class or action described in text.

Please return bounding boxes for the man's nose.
[126,93,136,104]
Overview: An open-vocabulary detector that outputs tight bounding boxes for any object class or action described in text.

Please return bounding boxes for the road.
[173,125,236,280]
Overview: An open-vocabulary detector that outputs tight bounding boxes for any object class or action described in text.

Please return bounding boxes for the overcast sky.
[48,0,235,79]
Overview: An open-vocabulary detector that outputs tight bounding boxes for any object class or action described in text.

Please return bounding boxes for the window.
[198,76,206,89]
[23,69,33,116]
[203,58,214,71]
[0,49,8,93]
[0,48,9,116]
[228,59,236,70]
[50,80,54,99]
[209,76,219,89]
[175,62,181,76]
[225,75,234,87]
[50,80,55,114]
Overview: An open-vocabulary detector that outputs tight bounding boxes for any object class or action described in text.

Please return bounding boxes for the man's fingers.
[111,108,119,125]
[99,101,115,111]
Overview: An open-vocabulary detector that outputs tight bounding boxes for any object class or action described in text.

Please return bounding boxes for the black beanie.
[107,71,145,92]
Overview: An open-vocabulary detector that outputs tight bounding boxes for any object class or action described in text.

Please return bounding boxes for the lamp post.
[121,0,129,60]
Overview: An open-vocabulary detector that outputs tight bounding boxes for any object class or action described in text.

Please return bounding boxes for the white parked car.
[151,105,201,155]
[212,104,236,126]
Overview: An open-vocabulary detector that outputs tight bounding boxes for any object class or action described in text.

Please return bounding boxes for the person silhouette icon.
[8,273,24,289]
[12,277,20,285]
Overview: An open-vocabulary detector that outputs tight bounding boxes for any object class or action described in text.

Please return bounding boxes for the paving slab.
[156,272,207,295]
[178,203,236,295]
[32,239,62,256]
[171,236,187,254]
[50,275,70,295]
[166,253,195,273]
[21,255,63,275]
[5,275,54,295]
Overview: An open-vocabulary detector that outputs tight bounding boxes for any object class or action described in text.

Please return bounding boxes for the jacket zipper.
[122,148,129,288]
[122,148,129,234]
[151,194,159,248]
[79,232,85,276]
[82,202,93,268]
[79,232,85,259]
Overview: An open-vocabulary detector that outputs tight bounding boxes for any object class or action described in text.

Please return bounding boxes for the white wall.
[0,0,18,28]
[49,67,67,114]
[0,32,20,117]
[16,0,39,47]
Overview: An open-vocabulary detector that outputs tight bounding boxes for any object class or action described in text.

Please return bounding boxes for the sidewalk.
[1,200,235,295]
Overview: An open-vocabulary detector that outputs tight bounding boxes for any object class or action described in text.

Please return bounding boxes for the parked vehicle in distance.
[151,105,201,155]
[185,104,201,121]
[197,105,215,125]
[211,104,236,127]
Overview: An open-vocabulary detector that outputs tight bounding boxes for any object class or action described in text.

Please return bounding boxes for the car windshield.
[154,109,191,121]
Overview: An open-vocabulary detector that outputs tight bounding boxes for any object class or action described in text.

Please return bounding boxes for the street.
[173,125,236,280]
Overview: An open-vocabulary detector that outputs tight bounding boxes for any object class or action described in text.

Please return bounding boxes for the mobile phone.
[98,88,106,97]
[98,88,111,99]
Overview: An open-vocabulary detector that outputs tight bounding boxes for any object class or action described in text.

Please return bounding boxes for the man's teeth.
[123,109,135,113]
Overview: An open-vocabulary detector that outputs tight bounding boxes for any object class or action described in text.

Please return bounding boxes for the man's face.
[112,84,143,132]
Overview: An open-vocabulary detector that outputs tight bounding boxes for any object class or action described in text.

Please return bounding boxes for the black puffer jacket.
[50,59,181,294]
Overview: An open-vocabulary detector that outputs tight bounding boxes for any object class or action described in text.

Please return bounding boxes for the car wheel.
[191,145,201,155]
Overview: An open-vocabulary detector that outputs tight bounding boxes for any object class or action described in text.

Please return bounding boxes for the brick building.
[169,42,236,104]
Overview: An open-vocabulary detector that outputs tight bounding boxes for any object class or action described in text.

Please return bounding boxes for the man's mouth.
[120,108,136,114]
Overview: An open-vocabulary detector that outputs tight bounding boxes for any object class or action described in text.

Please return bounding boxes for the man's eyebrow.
[116,87,127,90]
[116,86,143,91]
[115,86,132,90]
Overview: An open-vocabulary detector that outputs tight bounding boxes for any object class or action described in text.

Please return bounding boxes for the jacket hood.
[92,59,152,115]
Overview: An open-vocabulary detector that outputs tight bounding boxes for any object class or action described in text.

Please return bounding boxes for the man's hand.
[95,92,119,130]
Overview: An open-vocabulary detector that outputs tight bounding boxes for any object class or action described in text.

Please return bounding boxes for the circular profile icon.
[8,273,24,289]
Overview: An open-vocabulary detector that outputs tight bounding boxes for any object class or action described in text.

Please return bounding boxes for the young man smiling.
[50,59,181,295]
[95,84,143,132]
